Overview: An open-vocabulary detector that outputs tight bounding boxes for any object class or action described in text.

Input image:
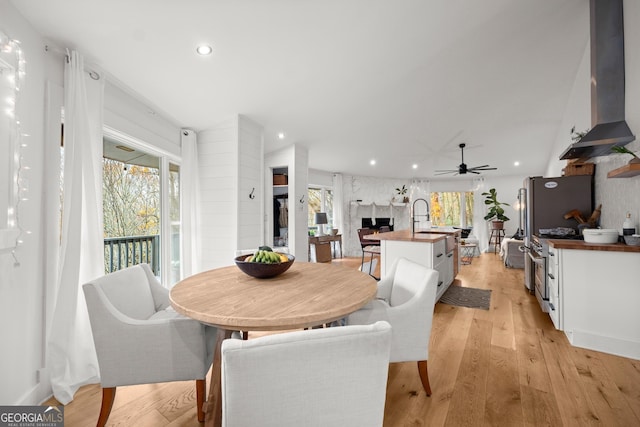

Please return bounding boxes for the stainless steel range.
[524,233,583,312]
[519,176,593,312]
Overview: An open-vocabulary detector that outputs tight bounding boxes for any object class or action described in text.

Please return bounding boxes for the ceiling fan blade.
[469,170,481,174]
[470,166,497,171]
[434,170,456,175]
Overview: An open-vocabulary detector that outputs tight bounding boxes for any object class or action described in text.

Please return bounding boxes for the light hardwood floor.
[45,253,640,426]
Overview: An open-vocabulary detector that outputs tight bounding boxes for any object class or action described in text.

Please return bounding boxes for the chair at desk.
[357,228,380,279]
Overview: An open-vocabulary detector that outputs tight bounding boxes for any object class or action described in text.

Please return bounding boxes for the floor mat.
[439,285,491,310]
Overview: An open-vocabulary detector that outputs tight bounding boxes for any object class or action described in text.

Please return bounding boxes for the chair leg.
[97,387,116,427]
[417,360,432,396]
[196,379,206,422]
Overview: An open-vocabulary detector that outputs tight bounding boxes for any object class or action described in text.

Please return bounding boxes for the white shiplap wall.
[198,115,263,270]
[237,117,264,251]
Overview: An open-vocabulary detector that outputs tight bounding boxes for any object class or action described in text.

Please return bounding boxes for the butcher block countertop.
[548,239,640,253]
[364,228,456,243]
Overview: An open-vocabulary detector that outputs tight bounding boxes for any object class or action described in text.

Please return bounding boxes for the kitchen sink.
[415,231,456,253]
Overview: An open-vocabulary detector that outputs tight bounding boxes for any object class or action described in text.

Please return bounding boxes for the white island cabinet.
[549,240,640,360]
[369,229,458,301]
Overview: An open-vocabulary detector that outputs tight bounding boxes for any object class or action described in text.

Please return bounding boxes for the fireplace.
[361,218,394,231]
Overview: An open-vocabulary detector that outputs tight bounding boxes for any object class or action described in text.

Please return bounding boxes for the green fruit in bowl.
[246,249,282,264]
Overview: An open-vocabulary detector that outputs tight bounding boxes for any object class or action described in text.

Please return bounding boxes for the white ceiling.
[13,0,589,179]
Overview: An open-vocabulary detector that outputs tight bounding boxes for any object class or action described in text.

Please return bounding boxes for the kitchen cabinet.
[550,244,640,360]
[375,232,455,301]
[546,247,561,330]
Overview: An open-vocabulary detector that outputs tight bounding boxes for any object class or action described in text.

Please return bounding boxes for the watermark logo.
[0,406,64,427]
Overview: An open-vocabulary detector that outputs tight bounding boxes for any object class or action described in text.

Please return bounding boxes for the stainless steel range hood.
[560,0,635,160]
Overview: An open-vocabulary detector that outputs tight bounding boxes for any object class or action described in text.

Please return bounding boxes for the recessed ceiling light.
[412,164,418,169]
[196,44,213,55]
[514,161,520,166]
[278,132,286,140]
[370,159,376,166]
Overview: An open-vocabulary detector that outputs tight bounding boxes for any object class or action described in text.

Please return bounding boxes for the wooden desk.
[309,234,343,260]
[170,263,377,427]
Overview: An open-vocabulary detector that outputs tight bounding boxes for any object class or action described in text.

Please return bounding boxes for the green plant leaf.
[611,146,639,159]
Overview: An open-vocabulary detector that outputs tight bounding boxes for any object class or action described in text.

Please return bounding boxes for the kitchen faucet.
[411,198,430,235]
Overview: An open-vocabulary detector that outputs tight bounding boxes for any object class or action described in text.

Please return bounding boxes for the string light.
[1,30,27,266]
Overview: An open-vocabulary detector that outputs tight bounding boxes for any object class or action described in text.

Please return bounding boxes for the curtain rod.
[44,44,101,79]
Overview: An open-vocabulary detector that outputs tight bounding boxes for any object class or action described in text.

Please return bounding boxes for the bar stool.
[357,228,380,279]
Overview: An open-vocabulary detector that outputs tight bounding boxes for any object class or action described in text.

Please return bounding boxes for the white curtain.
[181,129,201,276]
[472,178,489,252]
[47,51,104,404]
[332,173,344,233]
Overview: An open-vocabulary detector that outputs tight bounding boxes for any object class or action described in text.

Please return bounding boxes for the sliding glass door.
[102,130,182,286]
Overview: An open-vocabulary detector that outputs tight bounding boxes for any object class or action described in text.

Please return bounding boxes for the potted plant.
[395,184,409,203]
[570,125,589,143]
[482,188,509,229]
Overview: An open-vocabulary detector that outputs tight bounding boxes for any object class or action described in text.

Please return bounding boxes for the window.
[308,187,333,235]
[430,191,474,228]
[101,131,181,285]
[102,138,161,276]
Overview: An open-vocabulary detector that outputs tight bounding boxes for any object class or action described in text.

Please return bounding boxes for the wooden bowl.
[234,253,295,278]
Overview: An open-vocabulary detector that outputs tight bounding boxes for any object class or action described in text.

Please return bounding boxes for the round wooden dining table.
[169,262,378,427]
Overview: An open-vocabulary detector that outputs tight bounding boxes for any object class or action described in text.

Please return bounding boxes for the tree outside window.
[308,187,333,234]
[430,191,474,228]
[103,159,160,238]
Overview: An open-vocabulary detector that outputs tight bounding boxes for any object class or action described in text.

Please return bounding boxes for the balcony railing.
[104,235,160,275]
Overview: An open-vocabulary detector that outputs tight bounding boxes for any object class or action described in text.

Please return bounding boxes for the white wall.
[545,0,640,232]
[198,115,264,270]
[308,168,333,187]
[237,116,263,252]
[103,80,181,156]
[0,0,48,405]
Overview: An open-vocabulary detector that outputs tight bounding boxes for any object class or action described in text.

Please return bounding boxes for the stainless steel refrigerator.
[520,175,594,292]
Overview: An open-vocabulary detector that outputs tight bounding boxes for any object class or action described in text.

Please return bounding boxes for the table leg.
[205,328,233,427]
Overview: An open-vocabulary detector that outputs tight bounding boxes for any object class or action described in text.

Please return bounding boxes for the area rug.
[439,285,491,310]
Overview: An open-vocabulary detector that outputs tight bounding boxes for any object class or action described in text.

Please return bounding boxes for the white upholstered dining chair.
[83,263,216,427]
[220,321,392,427]
[346,257,439,395]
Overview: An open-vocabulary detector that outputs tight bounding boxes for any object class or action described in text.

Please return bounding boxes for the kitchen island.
[366,228,460,300]
[547,239,640,360]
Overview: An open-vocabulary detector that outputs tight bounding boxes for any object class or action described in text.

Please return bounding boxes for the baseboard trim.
[16,382,53,406]
[566,329,640,360]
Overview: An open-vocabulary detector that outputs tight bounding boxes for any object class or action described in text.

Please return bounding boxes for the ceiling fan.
[435,143,497,175]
